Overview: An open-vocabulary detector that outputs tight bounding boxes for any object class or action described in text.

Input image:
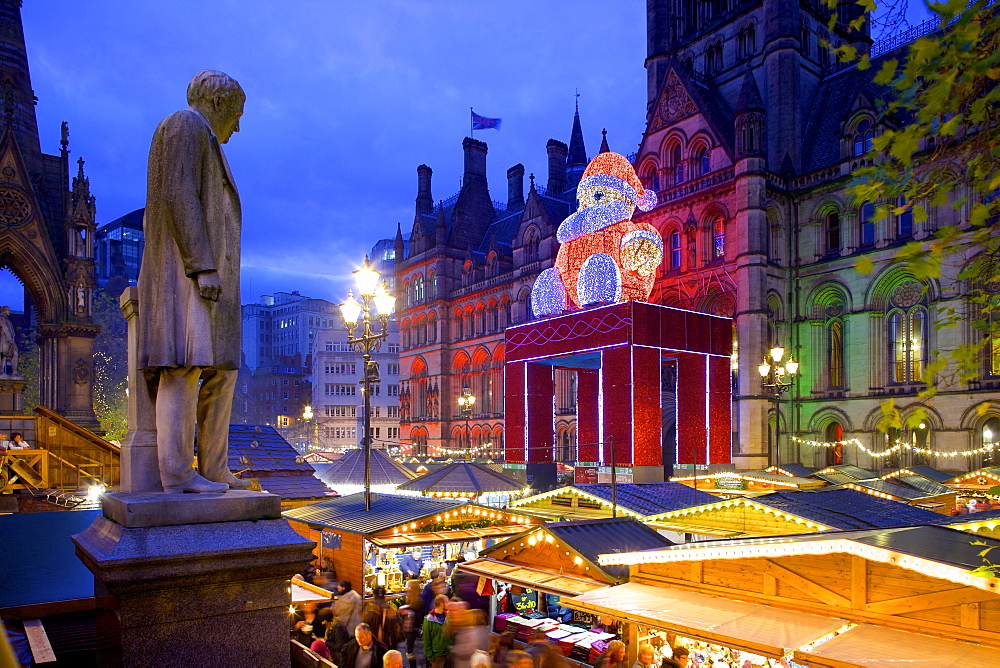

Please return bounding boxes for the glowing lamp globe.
[785,358,799,375]
[340,290,362,324]
[354,257,381,297]
[757,362,770,378]
[372,283,395,316]
[770,346,785,362]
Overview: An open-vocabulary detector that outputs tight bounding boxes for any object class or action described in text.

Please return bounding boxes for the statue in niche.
[0,306,18,377]
[137,70,250,493]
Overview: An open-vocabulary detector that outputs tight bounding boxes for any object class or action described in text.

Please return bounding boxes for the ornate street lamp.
[457,386,476,458]
[339,256,395,511]
[758,344,799,467]
[302,404,314,453]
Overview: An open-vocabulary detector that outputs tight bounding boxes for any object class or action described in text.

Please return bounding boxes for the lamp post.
[757,344,799,467]
[339,256,395,511]
[457,386,476,459]
[302,404,314,453]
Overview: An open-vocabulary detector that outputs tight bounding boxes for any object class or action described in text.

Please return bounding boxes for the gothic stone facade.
[638,0,1000,470]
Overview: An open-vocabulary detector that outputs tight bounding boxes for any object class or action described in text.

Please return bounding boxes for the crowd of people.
[290,572,689,668]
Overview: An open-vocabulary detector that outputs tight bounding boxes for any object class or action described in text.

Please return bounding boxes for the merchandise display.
[363,540,484,595]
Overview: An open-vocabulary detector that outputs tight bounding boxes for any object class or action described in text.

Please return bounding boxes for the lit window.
[889,307,926,383]
[712,217,725,260]
[670,231,682,269]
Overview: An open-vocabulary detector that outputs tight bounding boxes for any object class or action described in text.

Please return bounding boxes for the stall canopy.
[810,464,878,486]
[880,466,954,485]
[564,582,847,659]
[396,462,525,496]
[227,425,332,506]
[766,464,816,478]
[310,448,417,490]
[282,492,464,534]
[510,482,718,522]
[458,558,607,597]
[794,623,1000,667]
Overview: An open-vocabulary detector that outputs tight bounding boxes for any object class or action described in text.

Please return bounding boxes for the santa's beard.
[556,200,631,244]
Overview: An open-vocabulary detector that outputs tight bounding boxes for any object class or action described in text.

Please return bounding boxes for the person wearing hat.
[532,151,661,316]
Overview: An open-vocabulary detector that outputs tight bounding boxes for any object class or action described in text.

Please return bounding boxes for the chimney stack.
[507,164,525,211]
[415,164,433,217]
[546,139,567,196]
[463,137,488,184]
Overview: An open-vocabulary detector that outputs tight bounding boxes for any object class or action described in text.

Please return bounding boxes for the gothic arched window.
[413,275,424,303]
[888,287,927,384]
[671,144,684,184]
[711,217,725,260]
[828,319,845,387]
[897,196,914,238]
[693,147,710,175]
[826,211,841,253]
[853,119,874,157]
[670,230,682,269]
[860,202,875,247]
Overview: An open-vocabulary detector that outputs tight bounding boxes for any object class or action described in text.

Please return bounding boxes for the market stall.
[509,482,718,524]
[395,461,528,507]
[283,492,538,597]
[310,448,417,496]
[562,524,1000,667]
[456,517,673,665]
[669,470,825,496]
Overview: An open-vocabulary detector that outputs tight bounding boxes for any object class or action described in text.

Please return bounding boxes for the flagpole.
[470,107,473,135]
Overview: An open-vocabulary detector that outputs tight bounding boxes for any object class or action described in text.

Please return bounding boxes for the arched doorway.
[824,422,844,466]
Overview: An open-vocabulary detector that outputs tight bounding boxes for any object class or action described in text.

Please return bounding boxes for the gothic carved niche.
[73,357,90,385]
[0,187,31,226]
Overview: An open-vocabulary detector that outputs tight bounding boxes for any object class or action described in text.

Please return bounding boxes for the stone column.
[73,493,313,668]
[119,287,161,492]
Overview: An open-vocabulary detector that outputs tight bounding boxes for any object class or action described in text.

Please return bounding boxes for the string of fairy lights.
[790,435,999,459]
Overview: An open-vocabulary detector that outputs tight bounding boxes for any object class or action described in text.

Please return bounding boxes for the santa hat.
[577,152,658,212]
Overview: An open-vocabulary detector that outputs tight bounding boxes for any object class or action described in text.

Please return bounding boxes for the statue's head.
[187,70,245,144]
[576,152,657,214]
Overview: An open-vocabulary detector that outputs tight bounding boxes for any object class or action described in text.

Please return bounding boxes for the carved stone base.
[102,489,281,528]
[73,514,313,668]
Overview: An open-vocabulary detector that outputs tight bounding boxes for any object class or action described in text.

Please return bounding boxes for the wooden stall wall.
[286,521,364,589]
[631,554,1000,648]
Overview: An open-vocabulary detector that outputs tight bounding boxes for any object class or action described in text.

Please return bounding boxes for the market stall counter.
[282,492,538,597]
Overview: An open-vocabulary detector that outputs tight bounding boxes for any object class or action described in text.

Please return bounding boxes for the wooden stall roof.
[563,582,848,659]
[669,471,825,492]
[879,466,954,484]
[457,558,608,597]
[396,462,526,494]
[946,467,1000,488]
[282,492,466,534]
[766,464,816,478]
[510,482,718,521]
[794,623,1000,667]
[369,524,531,548]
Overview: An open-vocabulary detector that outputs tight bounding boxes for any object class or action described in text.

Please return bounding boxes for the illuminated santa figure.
[531,151,661,316]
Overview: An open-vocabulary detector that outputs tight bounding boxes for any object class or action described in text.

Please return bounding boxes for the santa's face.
[578,185,633,210]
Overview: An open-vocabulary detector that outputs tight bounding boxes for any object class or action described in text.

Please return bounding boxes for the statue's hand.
[196,271,222,301]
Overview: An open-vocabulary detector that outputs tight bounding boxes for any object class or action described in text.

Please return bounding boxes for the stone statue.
[137,71,250,493]
[0,306,18,376]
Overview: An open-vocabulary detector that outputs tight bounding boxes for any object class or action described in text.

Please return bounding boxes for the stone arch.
[806,281,852,319]
[865,265,933,311]
[807,406,855,433]
[960,401,1000,431]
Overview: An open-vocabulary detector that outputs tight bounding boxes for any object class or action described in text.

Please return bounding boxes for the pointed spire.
[567,98,587,170]
[529,173,536,191]
[599,128,611,154]
[435,201,446,244]
[736,70,764,114]
[0,2,42,163]
[394,221,403,244]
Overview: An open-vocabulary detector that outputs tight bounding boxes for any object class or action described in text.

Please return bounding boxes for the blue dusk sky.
[11,0,648,307]
[4,1,931,310]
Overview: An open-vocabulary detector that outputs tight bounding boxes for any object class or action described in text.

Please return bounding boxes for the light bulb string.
[790,434,998,458]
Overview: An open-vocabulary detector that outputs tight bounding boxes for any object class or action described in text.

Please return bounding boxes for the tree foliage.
[91,289,128,441]
[834,0,1000,431]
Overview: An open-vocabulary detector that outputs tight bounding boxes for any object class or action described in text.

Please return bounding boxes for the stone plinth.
[102,489,281,528]
[73,496,313,668]
[0,376,25,412]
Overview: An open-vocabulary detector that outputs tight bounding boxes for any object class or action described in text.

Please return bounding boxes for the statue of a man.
[137,71,250,493]
[0,306,17,376]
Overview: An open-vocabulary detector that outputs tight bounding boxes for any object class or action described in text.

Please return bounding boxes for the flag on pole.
[471,110,502,131]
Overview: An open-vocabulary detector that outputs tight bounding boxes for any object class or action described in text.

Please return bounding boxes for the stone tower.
[0,0,99,429]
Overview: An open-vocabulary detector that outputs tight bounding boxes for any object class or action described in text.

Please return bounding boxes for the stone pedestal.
[73,491,314,668]
[0,376,25,412]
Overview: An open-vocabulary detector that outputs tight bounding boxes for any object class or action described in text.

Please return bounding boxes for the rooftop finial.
[529,172,536,189]
[61,121,69,152]
[575,88,580,113]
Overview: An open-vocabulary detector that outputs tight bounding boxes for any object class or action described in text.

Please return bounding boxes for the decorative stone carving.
[0,186,30,226]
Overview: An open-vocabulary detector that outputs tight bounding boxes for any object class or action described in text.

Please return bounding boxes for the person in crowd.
[632,644,657,668]
[595,640,626,668]
[384,649,404,668]
[8,433,28,449]
[400,547,426,580]
[491,632,515,668]
[422,569,449,611]
[314,606,334,643]
[333,579,363,635]
[661,647,689,668]
[507,650,535,668]
[422,594,450,668]
[311,636,333,661]
[447,600,489,668]
[451,556,489,614]
[325,615,353,667]
[363,586,403,649]
[525,628,552,668]
[398,579,425,668]
[291,602,320,646]
[342,622,389,668]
